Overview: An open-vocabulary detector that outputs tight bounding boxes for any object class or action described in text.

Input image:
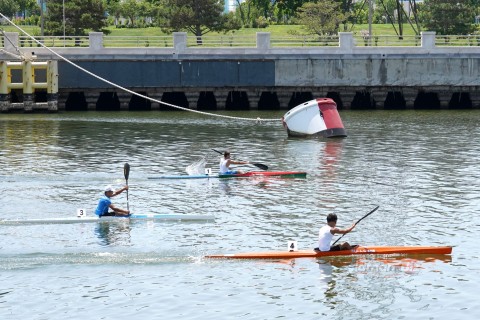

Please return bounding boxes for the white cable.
[0,13,281,122]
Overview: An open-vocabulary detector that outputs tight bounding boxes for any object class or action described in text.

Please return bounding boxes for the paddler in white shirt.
[219,151,249,175]
[315,213,356,252]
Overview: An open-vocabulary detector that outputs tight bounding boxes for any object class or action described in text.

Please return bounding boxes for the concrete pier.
[1,31,479,111]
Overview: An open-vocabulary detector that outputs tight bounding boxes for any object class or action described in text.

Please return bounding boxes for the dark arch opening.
[96,92,120,111]
[258,92,280,110]
[225,91,250,111]
[384,91,406,110]
[351,91,376,110]
[197,91,217,111]
[34,90,47,103]
[129,92,151,111]
[414,92,440,109]
[326,92,344,110]
[161,92,189,111]
[10,90,21,103]
[449,92,472,109]
[288,92,313,109]
[65,92,88,111]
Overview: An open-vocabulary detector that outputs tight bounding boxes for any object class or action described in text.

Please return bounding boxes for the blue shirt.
[95,195,112,216]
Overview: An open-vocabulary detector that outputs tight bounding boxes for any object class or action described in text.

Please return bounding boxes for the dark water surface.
[1,110,479,319]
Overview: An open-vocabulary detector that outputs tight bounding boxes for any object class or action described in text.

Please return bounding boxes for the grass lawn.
[2,22,419,38]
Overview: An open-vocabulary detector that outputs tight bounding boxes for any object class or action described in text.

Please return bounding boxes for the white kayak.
[0,213,215,225]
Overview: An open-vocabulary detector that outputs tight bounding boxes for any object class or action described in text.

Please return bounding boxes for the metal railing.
[352,35,422,47]
[102,35,173,48]
[435,35,480,46]
[18,35,90,47]
[4,34,480,49]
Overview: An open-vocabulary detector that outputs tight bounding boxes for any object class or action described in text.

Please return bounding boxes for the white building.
[224,0,246,13]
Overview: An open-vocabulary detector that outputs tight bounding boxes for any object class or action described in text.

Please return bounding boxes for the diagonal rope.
[0,12,281,122]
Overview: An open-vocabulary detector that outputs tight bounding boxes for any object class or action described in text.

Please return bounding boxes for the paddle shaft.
[124,163,130,211]
[212,149,268,170]
[331,205,379,246]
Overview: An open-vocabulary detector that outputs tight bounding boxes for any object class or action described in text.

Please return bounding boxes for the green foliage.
[45,0,108,36]
[295,1,348,36]
[156,0,240,41]
[0,0,19,18]
[422,0,477,35]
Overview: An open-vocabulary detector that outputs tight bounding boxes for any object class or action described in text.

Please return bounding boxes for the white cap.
[104,185,115,192]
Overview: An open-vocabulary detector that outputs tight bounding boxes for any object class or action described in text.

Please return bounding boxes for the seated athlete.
[315,213,356,251]
[219,151,249,174]
[95,185,130,217]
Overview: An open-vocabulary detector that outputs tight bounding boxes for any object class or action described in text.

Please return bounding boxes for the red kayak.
[205,246,453,259]
[218,171,306,178]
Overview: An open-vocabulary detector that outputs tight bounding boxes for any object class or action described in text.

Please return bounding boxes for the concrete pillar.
[0,94,10,112]
[0,61,8,95]
[89,32,104,50]
[173,32,187,54]
[215,90,230,110]
[150,89,163,110]
[23,94,34,112]
[402,87,418,109]
[421,31,436,49]
[23,60,34,94]
[437,90,452,109]
[339,32,354,51]
[47,93,58,111]
[117,91,130,110]
[256,32,270,51]
[185,91,198,109]
[3,32,19,52]
[248,91,260,110]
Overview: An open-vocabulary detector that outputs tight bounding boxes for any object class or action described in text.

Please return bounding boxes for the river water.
[0,110,479,319]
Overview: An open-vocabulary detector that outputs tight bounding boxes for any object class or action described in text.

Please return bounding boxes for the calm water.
[1,110,479,319]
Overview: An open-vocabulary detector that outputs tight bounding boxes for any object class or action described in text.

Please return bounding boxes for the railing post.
[89,32,104,50]
[47,60,58,111]
[173,32,187,53]
[0,61,9,112]
[338,32,354,50]
[256,32,270,51]
[421,31,436,49]
[3,32,19,51]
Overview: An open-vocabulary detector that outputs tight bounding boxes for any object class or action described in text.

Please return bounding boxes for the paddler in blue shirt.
[95,185,130,217]
[219,151,249,174]
[315,213,356,251]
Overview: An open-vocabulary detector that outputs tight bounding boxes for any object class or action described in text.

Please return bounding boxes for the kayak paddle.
[124,162,130,211]
[331,205,379,246]
[212,148,268,170]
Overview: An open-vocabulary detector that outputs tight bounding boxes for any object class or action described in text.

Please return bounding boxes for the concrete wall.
[2,32,480,110]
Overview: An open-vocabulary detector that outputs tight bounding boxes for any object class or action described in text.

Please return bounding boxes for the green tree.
[0,0,19,18]
[16,0,38,19]
[45,0,108,36]
[157,0,240,44]
[104,0,122,26]
[296,1,348,36]
[421,0,477,35]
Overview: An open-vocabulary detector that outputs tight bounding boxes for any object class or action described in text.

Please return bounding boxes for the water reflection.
[94,222,132,246]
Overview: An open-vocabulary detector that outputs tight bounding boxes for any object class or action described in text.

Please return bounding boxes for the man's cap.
[104,185,115,192]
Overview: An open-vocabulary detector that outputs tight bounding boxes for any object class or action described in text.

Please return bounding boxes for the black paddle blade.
[252,163,268,170]
[124,163,130,181]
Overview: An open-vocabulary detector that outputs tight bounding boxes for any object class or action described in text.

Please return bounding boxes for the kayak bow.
[148,171,307,180]
[205,246,453,259]
[0,213,215,225]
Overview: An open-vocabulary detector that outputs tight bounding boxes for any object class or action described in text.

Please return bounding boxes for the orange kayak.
[205,246,453,259]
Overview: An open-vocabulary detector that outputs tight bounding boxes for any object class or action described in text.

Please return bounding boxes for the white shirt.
[219,157,230,174]
[318,225,334,251]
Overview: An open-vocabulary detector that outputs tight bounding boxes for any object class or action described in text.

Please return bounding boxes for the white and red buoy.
[282,98,347,138]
